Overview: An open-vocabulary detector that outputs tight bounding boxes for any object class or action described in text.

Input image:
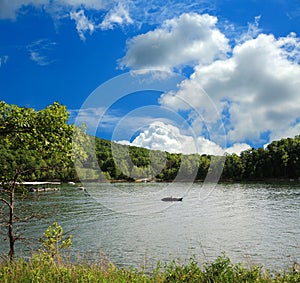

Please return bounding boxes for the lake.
[4,182,300,270]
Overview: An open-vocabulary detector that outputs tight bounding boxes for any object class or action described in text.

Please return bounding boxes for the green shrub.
[38,222,72,262]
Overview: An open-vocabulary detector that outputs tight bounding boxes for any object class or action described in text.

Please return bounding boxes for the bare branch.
[0,197,11,209]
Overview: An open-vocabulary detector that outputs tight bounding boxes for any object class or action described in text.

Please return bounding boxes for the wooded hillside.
[1,101,300,183]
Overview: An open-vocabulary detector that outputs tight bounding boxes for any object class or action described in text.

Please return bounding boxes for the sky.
[1,0,300,155]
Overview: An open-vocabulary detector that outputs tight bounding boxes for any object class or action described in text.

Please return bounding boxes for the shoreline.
[69,177,300,184]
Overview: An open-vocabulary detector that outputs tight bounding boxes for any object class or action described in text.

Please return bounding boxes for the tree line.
[1,101,300,183]
[88,136,300,182]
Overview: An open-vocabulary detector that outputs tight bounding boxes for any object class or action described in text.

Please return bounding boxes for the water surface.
[2,182,300,270]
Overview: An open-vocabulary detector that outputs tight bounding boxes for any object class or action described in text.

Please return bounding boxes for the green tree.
[222,153,244,180]
[0,101,78,261]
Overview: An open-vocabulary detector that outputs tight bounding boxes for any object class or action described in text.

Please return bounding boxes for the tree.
[222,153,244,180]
[0,101,77,261]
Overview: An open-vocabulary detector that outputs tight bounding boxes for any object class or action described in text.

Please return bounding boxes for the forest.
[1,101,300,183]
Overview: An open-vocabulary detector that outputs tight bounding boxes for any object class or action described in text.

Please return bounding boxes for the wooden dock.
[21,182,61,193]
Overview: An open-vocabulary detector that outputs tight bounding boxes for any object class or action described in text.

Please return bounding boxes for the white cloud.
[236,15,262,44]
[29,51,47,65]
[0,56,8,67]
[27,39,56,65]
[119,13,230,71]
[0,1,130,39]
[72,107,250,155]
[195,136,224,155]
[70,9,95,40]
[121,121,250,155]
[268,122,300,143]
[161,32,300,146]
[224,143,251,155]
[69,3,132,39]
[0,0,109,19]
[0,1,220,46]
[58,0,109,10]
[100,2,133,30]
[131,121,190,153]
[0,0,48,19]
[0,0,215,34]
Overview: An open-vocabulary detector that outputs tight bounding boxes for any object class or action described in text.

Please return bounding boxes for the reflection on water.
[1,182,300,270]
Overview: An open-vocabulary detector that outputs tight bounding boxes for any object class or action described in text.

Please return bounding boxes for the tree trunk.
[7,173,18,262]
[8,186,15,262]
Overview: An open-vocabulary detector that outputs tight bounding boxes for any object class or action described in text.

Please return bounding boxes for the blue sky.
[1,0,300,155]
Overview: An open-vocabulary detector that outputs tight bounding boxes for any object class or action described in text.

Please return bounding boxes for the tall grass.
[1,254,300,283]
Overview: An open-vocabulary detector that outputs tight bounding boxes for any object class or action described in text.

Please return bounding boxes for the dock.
[22,182,61,193]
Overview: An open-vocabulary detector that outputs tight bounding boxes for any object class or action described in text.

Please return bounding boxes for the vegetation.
[38,222,72,261]
[1,101,300,184]
[0,101,86,260]
[83,135,300,182]
[1,253,300,282]
[0,101,79,181]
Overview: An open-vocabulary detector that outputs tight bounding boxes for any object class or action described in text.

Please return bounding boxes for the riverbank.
[1,255,299,283]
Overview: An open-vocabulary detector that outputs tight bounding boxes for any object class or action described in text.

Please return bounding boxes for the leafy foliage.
[0,101,77,181]
[38,222,72,261]
[92,135,300,182]
[0,101,82,261]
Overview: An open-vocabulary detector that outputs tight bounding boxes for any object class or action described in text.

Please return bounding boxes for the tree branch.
[0,197,11,209]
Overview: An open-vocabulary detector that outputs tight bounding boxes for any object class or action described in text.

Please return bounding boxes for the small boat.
[161,197,183,202]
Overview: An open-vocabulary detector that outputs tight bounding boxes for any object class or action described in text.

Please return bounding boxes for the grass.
[1,254,300,283]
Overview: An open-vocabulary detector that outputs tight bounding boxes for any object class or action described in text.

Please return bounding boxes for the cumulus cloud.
[131,122,191,153]
[161,32,300,146]
[70,9,95,40]
[119,13,230,71]
[123,121,250,155]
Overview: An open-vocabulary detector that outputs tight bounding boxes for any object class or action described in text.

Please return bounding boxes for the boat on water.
[161,197,183,202]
